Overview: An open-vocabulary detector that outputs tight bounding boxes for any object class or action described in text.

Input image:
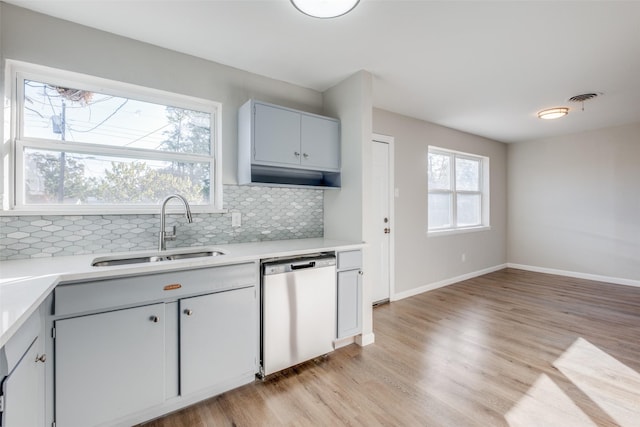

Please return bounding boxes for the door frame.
[372,133,396,302]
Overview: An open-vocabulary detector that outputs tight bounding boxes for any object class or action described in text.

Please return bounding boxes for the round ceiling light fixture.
[537,107,569,120]
[291,0,360,18]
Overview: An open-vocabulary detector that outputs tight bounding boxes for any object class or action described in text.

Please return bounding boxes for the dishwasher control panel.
[262,253,335,275]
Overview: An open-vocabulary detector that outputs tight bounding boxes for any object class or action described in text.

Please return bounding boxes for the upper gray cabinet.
[238,100,341,188]
[253,103,302,166]
[300,114,340,170]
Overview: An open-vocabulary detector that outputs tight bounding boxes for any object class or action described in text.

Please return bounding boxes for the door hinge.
[52,422,56,427]
[0,394,5,412]
[51,327,56,339]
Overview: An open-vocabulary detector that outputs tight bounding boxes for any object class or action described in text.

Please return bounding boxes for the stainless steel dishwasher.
[261,253,336,377]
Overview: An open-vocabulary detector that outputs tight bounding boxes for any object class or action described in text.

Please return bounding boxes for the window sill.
[427,225,491,237]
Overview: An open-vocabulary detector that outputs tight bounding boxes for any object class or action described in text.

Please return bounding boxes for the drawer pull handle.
[150,316,160,323]
[184,309,193,316]
[164,283,182,291]
[358,270,364,275]
[35,354,47,363]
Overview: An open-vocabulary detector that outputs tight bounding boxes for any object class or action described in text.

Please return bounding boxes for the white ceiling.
[5,0,640,143]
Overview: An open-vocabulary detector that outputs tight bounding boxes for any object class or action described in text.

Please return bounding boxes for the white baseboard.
[507,263,640,288]
[333,336,355,349]
[391,263,508,301]
[356,332,375,346]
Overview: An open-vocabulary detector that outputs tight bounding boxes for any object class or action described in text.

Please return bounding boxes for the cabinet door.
[301,114,340,171]
[337,270,362,339]
[1,338,44,427]
[253,103,301,166]
[180,287,257,396]
[55,304,165,427]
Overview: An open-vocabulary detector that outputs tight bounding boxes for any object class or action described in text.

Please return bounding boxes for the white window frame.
[2,60,224,215]
[427,146,490,236]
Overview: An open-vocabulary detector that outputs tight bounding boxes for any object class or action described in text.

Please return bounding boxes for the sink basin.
[92,249,226,267]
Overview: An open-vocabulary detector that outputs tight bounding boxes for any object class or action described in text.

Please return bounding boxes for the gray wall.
[373,108,508,296]
[0,4,329,259]
[323,71,373,243]
[323,70,374,344]
[0,3,322,186]
[507,122,640,283]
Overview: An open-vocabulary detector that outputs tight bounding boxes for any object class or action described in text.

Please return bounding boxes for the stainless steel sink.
[92,249,226,267]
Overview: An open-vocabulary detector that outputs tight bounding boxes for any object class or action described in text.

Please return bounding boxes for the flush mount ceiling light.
[291,0,360,18]
[537,107,569,120]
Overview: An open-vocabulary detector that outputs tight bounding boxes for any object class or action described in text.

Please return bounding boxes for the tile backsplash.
[0,185,324,260]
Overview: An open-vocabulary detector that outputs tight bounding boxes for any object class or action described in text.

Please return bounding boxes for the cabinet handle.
[384,228,390,234]
[184,309,193,316]
[294,151,300,157]
[303,153,309,159]
[359,270,364,276]
[35,354,46,363]
[150,315,160,323]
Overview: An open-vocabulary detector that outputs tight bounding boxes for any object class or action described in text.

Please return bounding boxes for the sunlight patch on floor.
[505,374,598,427]
[553,337,640,427]
[506,337,640,426]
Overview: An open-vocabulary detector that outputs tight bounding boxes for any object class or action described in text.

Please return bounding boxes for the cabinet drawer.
[54,262,257,316]
[337,250,362,271]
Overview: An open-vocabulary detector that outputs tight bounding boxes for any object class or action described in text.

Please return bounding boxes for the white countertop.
[0,238,364,348]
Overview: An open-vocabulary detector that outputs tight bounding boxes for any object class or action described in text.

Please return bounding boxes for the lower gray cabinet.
[1,338,45,427]
[52,263,259,427]
[54,303,166,427]
[337,270,363,338]
[180,286,256,395]
[0,307,45,427]
[336,250,363,339]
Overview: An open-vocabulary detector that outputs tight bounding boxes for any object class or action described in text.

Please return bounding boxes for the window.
[4,61,222,213]
[427,146,489,233]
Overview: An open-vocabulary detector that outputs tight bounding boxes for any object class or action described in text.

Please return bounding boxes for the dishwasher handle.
[290,261,316,270]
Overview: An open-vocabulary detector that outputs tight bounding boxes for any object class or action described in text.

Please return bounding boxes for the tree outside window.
[11,66,220,212]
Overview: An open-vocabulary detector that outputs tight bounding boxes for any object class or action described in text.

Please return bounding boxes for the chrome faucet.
[159,194,193,251]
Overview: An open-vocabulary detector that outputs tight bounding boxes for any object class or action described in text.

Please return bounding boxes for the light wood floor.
[141,268,640,426]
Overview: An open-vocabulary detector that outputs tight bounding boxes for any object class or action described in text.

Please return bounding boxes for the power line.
[124,123,171,147]
[70,99,129,133]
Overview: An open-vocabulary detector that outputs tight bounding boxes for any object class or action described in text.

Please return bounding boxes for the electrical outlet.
[232,212,241,227]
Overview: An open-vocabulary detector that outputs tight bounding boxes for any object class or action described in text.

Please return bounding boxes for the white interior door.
[371,139,392,304]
